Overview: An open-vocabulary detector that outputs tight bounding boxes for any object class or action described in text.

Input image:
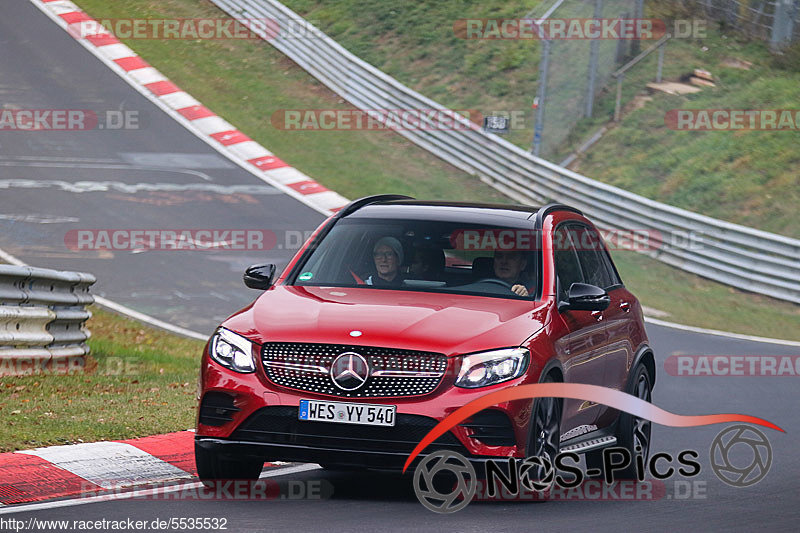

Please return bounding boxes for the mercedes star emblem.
[330,352,369,391]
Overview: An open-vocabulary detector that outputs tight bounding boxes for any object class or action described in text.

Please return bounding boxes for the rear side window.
[553,226,583,301]
[567,225,619,289]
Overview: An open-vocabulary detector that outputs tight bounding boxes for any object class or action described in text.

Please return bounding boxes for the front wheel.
[195,443,264,486]
[586,363,652,480]
[526,374,562,492]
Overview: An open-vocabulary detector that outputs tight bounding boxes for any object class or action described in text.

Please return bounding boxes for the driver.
[493,250,530,297]
[365,236,404,286]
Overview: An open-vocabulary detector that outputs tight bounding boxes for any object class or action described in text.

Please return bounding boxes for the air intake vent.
[198,391,240,426]
[460,409,516,446]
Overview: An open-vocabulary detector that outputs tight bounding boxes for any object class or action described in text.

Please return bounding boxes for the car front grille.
[261,342,448,398]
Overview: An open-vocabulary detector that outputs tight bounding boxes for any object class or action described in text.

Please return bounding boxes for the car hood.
[222,285,549,356]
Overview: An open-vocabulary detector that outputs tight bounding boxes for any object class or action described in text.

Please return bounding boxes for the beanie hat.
[373,236,404,265]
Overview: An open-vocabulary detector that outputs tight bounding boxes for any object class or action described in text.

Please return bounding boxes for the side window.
[601,250,622,287]
[568,225,615,289]
[553,226,583,301]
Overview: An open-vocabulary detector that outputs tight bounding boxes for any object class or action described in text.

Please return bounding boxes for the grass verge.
[65,0,800,338]
[0,307,204,452]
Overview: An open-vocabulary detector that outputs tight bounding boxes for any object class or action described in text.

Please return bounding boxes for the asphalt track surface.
[2,2,799,531]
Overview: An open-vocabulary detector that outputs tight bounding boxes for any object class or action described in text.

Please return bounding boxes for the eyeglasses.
[373,251,396,260]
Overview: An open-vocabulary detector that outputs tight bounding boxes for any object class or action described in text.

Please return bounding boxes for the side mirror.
[558,282,610,312]
[243,263,276,290]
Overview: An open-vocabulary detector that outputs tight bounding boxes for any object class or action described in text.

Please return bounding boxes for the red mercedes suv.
[195,195,655,481]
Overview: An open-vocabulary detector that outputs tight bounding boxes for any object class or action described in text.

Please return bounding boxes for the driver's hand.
[511,284,529,297]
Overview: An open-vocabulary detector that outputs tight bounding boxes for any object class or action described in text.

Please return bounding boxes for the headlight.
[455,347,529,388]
[209,328,256,373]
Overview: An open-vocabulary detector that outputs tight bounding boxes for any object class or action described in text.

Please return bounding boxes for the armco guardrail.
[211,0,800,304]
[0,265,95,376]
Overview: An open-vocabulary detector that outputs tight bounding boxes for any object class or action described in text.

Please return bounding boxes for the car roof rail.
[335,194,415,219]
[532,203,583,229]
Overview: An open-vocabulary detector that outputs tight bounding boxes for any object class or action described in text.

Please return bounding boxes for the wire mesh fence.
[532,0,797,157]
[664,0,798,44]
[531,0,642,157]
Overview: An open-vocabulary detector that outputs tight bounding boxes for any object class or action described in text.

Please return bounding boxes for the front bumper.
[194,435,503,472]
[197,349,539,461]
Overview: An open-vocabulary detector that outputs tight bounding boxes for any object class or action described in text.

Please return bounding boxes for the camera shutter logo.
[413,451,477,513]
[519,455,555,492]
[710,425,772,488]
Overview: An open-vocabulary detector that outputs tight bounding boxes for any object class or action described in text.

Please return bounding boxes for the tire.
[525,374,562,494]
[586,363,652,480]
[195,443,264,486]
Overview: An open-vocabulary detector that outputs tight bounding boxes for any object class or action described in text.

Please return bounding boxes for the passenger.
[365,236,404,286]
[493,250,531,297]
[407,247,444,281]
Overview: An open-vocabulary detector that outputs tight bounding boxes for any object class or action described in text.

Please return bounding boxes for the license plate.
[298,399,396,427]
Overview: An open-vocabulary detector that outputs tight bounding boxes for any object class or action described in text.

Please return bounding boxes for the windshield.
[290,217,539,299]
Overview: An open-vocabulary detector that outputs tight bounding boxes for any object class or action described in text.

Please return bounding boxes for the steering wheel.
[475,278,514,290]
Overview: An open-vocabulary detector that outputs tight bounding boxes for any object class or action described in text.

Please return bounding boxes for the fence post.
[771,0,797,49]
[585,0,603,118]
[656,42,665,82]
[615,12,630,65]
[532,37,551,156]
[614,74,624,121]
[631,0,645,55]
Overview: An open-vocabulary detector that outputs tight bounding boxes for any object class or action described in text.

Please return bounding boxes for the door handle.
[591,310,603,321]
[620,301,631,312]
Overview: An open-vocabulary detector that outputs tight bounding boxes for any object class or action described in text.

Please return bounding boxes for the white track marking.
[0,162,215,182]
[158,92,201,110]
[226,141,272,161]
[19,442,191,489]
[191,116,236,135]
[0,180,280,194]
[0,214,79,224]
[93,296,208,340]
[127,67,167,85]
[0,156,120,163]
[93,43,137,61]
[0,464,322,515]
[262,166,311,185]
